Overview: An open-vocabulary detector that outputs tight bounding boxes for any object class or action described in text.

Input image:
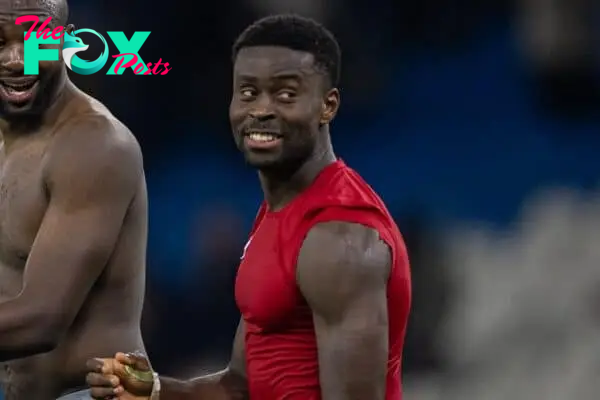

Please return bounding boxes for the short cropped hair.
[39,0,69,26]
[232,14,341,87]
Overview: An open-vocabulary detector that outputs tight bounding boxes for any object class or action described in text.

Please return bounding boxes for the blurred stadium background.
[11,0,600,398]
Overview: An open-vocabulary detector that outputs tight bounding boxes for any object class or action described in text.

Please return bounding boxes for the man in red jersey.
[85,14,411,400]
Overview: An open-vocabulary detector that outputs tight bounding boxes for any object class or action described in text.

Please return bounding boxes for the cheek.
[305,98,324,120]
[282,99,320,120]
[0,44,23,63]
[38,60,63,74]
[229,104,244,126]
[229,99,238,116]
[38,43,64,69]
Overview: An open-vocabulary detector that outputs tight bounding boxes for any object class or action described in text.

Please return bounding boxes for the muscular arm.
[297,221,391,400]
[157,318,248,400]
[0,120,142,360]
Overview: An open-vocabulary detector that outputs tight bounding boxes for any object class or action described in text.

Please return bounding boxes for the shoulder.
[51,108,141,160]
[300,221,390,271]
[300,221,390,266]
[297,222,391,315]
[45,112,143,193]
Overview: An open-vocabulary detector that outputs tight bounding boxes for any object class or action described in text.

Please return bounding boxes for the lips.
[241,129,281,151]
[0,77,39,104]
[244,130,282,142]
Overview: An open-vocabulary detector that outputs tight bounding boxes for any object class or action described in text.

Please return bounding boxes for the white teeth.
[4,83,35,94]
[249,133,277,142]
[6,87,27,94]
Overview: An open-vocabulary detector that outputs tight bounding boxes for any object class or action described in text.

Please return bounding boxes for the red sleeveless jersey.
[235,160,411,400]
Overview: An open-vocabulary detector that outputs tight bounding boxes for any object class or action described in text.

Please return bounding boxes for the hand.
[86,351,154,399]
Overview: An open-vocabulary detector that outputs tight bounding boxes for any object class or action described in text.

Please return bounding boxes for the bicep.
[21,133,141,327]
[297,222,391,400]
[311,286,389,399]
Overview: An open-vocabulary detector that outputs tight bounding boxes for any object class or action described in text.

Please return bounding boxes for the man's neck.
[259,133,336,212]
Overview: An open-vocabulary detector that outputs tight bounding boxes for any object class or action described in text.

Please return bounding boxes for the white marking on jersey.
[241,236,253,260]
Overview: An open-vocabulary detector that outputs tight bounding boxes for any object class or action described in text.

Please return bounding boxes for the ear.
[320,88,340,125]
[58,24,75,50]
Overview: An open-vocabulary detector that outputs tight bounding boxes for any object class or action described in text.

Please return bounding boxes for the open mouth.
[244,131,283,150]
[0,77,39,104]
[245,131,282,142]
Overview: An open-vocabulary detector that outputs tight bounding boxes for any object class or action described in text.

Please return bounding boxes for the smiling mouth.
[0,78,39,104]
[245,131,282,142]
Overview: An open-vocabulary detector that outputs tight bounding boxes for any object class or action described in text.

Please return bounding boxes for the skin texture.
[0,0,71,117]
[86,45,389,399]
[86,320,247,399]
[298,221,391,400]
[0,2,148,398]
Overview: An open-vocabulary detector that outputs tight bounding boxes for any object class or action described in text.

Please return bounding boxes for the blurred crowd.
[410,188,600,399]
[7,0,600,397]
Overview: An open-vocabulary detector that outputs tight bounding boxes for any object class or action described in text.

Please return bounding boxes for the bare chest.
[0,140,48,298]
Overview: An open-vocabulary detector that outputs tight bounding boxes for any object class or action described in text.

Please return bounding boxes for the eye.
[240,87,256,98]
[277,90,296,100]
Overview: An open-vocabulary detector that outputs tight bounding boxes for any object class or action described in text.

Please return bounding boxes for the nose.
[248,94,275,120]
[249,109,275,121]
[0,44,24,75]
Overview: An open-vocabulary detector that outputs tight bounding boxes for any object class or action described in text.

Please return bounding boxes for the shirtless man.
[0,0,147,399]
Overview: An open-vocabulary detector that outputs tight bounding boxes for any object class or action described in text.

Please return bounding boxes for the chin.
[0,96,45,120]
[5,72,65,118]
[0,101,37,118]
[243,152,284,169]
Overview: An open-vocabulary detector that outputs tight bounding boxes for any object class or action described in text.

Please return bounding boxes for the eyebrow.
[9,10,52,20]
[272,72,303,81]
[16,20,35,29]
[236,74,258,82]
[235,72,303,82]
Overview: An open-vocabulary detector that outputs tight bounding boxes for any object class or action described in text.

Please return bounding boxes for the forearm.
[158,371,225,400]
[159,368,248,400]
[0,298,58,361]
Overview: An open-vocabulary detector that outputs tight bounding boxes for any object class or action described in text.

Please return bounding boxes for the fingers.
[86,358,116,375]
[115,352,134,365]
[116,351,151,371]
[86,372,123,398]
[86,358,105,373]
[89,385,123,399]
[86,371,120,387]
